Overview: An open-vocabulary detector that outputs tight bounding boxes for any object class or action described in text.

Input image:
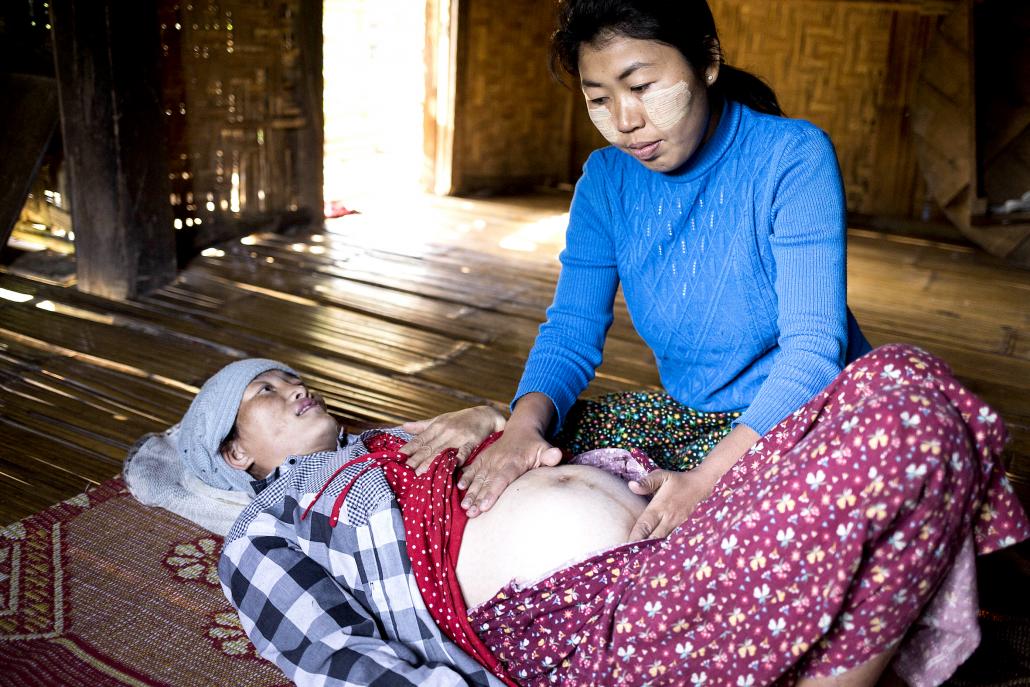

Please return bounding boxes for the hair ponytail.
[712,64,783,117]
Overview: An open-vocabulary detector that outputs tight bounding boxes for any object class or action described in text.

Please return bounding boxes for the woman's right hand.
[458,403,563,518]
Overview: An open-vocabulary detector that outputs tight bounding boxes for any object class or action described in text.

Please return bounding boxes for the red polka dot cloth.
[361,431,518,685]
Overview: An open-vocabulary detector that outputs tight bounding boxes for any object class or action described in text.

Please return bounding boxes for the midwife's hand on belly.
[628,469,715,540]
[400,405,506,475]
[457,424,563,517]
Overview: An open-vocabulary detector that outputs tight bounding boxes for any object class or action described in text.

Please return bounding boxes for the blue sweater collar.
[657,98,742,183]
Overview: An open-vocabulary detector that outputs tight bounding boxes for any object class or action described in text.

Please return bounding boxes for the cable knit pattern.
[515,100,871,437]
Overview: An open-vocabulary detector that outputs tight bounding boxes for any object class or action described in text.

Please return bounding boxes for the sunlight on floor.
[324,194,571,263]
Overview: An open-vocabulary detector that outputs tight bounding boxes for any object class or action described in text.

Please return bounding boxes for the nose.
[613,96,644,134]
[290,383,308,401]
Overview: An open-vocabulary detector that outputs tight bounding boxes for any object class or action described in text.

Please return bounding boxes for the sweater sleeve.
[736,128,849,436]
[513,153,620,430]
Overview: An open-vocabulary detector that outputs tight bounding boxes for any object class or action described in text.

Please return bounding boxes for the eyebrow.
[244,372,300,395]
[581,61,655,88]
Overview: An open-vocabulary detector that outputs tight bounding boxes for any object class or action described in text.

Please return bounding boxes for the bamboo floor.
[1,192,1029,526]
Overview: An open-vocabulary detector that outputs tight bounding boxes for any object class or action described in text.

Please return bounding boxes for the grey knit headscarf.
[178,358,297,493]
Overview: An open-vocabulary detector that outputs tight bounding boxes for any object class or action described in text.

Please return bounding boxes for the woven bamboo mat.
[0,477,287,687]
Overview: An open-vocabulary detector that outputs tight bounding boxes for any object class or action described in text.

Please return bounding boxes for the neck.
[700,95,723,148]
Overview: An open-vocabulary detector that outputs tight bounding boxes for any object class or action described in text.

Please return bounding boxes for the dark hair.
[550,0,783,117]
[218,425,238,460]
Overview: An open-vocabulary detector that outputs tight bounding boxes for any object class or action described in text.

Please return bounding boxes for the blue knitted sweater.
[515,99,871,437]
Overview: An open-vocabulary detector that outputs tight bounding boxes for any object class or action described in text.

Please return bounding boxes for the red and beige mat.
[0,478,287,687]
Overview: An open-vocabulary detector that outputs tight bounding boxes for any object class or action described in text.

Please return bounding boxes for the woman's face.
[225,370,340,478]
[578,35,718,173]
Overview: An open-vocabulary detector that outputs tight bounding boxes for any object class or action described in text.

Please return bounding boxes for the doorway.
[322,0,428,208]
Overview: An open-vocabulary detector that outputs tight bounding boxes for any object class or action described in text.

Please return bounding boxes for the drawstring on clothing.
[300,450,409,527]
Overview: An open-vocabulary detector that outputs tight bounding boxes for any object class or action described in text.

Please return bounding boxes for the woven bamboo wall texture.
[553,1,947,218]
[708,1,938,216]
[451,0,570,193]
[158,1,310,226]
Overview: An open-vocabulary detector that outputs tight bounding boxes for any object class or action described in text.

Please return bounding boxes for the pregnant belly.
[455,464,647,608]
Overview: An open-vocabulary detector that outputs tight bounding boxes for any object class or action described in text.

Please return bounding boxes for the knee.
[852,344,953,389]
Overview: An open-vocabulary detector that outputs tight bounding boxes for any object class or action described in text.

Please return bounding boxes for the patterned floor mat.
[0,478,287,687]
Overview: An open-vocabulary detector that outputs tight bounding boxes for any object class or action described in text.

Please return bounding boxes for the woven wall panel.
[159,0,310,224]
[549,0,943,218]
[452,0,569,192]
[451,0,943,217]
[711,1,936,216]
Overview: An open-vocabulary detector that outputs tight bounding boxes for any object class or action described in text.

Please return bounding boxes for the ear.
[221,438,254,472]
[703,36,722,85]
[704,62,721,87]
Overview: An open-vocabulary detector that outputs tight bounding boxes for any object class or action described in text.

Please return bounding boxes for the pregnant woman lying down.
[175,347,1029,687]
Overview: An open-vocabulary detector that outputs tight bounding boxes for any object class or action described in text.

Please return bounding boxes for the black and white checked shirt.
[219,429,504,687]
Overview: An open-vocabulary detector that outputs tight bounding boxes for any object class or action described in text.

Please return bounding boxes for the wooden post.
[49,0,175,299]
[423,0,461,195]
[0,74,60,251]
[296,0,324,228]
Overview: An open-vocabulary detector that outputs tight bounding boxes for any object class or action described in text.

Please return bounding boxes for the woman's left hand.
[627,469,716,540]
[400,405,507,475]
[627,424,761,540]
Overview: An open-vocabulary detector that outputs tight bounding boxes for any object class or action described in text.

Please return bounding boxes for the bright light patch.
[0,288,33,303]
[230,171,241,212]
[5,237,47,252]
[201,248,225,257]
[499,213,569,254]
[35,300,57,312]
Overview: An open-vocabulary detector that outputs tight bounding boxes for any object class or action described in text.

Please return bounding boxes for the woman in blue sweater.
[405,0,871,542]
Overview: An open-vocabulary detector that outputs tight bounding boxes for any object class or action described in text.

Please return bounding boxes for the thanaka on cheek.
[642,80,692,130]
[588,106,619,142]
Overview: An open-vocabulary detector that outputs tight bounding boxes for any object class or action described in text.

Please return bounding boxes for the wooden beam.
[295,0,324,228]
[0,74,59,254]
[49,0,175,299]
